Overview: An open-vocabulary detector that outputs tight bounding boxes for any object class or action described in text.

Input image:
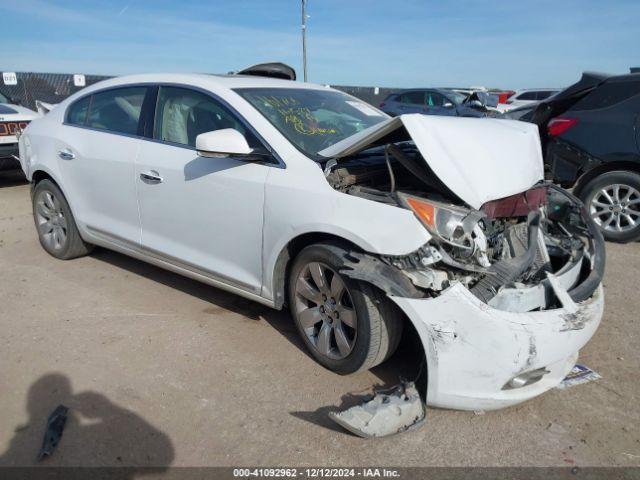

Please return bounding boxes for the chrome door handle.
[140,170,163,183]
[58,149,75,160]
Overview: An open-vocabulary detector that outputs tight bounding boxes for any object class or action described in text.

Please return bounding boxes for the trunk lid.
[319,114,544,209]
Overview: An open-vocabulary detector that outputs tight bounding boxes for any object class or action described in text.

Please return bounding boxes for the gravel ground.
[0,170,638,468]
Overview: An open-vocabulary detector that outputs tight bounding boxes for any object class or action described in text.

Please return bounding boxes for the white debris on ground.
[556,364,601,389]
[328,382,425,438]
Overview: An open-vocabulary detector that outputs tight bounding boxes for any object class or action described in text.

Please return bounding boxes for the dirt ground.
[0,170,639,468]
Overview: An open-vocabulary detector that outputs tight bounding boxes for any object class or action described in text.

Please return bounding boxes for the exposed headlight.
[400,194,475,251]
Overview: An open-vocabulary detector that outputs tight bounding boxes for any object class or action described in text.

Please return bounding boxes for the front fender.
[261,166,432,303]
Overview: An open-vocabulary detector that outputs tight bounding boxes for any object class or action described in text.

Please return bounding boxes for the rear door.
[56,86,149,244]
[135,85,269,295]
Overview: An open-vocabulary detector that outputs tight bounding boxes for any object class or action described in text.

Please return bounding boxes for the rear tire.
[288,242,403,374]
[579,170,640,243]
[32,179,93,259]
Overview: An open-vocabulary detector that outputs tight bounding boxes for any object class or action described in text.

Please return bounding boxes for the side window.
[86,87,146,135]
[154,86,252,148]
[425,91,446,107]
[66,96,91,126]
[517,91,537,101]
[399,91,424,105]
[536,91,555,100]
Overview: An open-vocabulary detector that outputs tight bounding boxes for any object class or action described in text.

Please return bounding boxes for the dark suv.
[529,72,640,242]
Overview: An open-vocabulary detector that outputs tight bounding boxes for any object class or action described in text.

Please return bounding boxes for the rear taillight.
[481,186,548,219]
[0,121,29,136]
[547,117,578,137]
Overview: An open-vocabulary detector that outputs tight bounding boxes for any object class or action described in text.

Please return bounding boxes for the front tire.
[579,170,640,243]
[288,242,402,374]
[32,179,93,259]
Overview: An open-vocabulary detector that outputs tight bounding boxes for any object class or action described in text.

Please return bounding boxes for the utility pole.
[301,0,308,82]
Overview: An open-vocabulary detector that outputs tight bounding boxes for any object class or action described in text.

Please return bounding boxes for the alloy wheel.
[293,262,357,360]
[589,183,640,233]
[35,190,68,251]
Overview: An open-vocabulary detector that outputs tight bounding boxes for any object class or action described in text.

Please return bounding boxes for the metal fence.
[0,71,400,110]
[0,72,110,110]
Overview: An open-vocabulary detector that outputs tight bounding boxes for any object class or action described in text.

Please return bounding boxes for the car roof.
[515,88,560,93]
[77,72,334,93]
[391,88,452,96]
[605,72,640,84]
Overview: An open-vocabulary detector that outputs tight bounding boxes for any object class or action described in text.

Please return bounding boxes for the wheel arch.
[31,167,67,192]
[574,161,640,198]
[30,168,84,238]
[268,231,364,310]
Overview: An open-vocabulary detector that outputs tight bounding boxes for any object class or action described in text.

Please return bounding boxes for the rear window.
[571,81,640,111]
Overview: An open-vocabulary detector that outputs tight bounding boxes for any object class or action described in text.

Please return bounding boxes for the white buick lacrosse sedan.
[19,72,605,410]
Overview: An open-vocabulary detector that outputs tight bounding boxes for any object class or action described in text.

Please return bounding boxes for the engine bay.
[325,143,604,312]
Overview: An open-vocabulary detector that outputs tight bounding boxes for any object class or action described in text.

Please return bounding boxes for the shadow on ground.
[0,373,174,470]
[91,248,306,356]
[91,247,426,436]
[0,170,28,188]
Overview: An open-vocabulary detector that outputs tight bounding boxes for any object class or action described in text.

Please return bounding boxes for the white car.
[19,73,605,410]
[497,89,560,113]
[0,91,39,170]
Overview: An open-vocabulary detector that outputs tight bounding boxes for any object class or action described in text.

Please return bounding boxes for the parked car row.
[16,68,605,411]
[495,88,560,113]
[379,88,497,118]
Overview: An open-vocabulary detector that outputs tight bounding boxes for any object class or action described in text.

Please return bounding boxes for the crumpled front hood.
[319,114,544,209]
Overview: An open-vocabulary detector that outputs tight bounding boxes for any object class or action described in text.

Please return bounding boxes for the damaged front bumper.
[390,281,603,411]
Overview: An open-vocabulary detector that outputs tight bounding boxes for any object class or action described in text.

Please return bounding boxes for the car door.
[56,86,149,244]
[135,85,270,295]
[423,91,456,116]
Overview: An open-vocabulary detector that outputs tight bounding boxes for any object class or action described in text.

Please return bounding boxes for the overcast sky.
[1,0,638,89]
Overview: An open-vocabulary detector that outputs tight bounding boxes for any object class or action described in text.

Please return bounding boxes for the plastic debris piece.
[556,364,601,390]
[328,382,425,438]
[37,404,68,461]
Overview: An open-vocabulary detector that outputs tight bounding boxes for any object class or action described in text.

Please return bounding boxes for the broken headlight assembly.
[398,193,491,267]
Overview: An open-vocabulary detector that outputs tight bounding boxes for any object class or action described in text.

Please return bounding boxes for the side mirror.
[196,129,252,158]
[443,102,454,108]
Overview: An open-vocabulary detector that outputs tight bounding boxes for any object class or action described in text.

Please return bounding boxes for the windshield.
[234,88,388,158]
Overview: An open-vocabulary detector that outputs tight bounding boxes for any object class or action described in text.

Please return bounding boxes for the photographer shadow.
[0,373,174,471]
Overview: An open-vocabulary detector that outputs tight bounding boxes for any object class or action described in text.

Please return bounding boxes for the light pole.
[301,0,308,82]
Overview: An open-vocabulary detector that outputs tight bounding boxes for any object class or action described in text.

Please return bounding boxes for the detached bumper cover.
[391,282,604,410]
